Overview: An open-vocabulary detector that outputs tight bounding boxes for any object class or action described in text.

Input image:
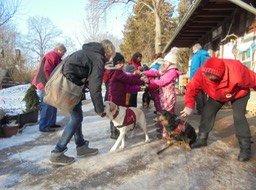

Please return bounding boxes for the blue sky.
[15,0,130,46]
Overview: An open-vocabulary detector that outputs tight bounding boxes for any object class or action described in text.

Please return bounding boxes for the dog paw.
[185,144,191,152]
[166,140,172,145]
[119,145,125,150]
[110,148,116,153]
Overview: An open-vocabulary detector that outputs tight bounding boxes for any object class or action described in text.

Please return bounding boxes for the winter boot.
[76,144,99,157]
[110,125,119,139]
[49,151,75,166]
[237,138,252,162]
[191,132,208,149]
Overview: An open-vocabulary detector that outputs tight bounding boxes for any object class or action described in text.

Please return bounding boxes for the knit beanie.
[201,57,225,78]
[113,52,125,65]
[164,47,179,65]
[125,64,136,73]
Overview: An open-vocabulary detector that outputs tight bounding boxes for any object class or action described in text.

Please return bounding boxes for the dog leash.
[157,141,173,155]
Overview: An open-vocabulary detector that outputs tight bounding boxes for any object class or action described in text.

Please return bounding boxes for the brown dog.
[157,110,197,152]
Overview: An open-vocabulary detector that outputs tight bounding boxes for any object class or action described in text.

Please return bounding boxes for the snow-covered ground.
[0,85,256,190]
[0,84,29,115]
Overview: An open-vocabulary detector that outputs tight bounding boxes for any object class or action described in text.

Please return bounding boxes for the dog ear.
[109,101,116,111]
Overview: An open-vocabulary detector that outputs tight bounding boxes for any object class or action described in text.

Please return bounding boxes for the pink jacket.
[143,69,159,91]
[148,65,183,112]
[149,66,183,88]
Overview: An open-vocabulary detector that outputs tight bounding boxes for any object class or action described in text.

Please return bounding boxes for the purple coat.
[126,84,141,93]
[105,69,144,106]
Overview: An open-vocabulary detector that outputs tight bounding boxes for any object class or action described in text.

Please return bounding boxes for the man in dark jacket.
[49,39,115,166]
[32,43,67,132]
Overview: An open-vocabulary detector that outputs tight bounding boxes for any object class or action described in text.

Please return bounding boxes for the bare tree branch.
[20,16,62,59]
[0,0,21,26]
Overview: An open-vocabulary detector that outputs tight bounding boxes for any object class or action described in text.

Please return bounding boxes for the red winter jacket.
[128,59,142,70]
[32,50,62,91]
[185,58,256,109]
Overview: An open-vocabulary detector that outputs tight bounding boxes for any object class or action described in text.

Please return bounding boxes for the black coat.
[61,42,106,113]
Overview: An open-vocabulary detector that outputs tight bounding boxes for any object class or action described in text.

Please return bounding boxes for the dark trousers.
[199,93,251,139]
[129,92,138,107]
[195,91,207,113]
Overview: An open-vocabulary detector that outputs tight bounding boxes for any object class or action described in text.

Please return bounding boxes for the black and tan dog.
[142,87,151,108]
[157,110,197,152]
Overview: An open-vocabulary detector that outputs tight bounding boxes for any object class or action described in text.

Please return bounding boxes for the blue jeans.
[199,93,251,139]
[53,101,87,152]
[38,90,57,131]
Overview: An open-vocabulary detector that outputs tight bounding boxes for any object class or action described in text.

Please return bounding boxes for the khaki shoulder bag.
[44,64,84,113]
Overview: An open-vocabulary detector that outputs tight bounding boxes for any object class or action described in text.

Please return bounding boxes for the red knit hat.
[201,57,225,78]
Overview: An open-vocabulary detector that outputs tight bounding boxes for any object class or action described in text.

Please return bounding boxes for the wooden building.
[163,0,256,114]
[163,0,256,59]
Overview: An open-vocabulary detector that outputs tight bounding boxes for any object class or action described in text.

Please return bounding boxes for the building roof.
[163,0,256,53]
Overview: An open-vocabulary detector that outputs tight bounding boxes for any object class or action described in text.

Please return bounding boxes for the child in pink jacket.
[146,47,183,139]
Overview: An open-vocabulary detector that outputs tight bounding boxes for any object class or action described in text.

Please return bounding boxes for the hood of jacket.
[82,42,105,58]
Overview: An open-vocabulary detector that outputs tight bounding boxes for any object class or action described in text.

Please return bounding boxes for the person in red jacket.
[180,57,256,161]
[128,52,142,70]
[32,43,67,132]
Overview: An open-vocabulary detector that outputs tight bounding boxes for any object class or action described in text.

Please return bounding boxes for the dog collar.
[175,121,186,133]
[113,106,119,119]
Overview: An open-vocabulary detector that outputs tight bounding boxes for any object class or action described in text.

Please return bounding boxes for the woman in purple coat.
[104,52,148,139]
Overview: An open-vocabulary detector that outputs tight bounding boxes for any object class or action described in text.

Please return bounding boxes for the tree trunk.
[153,0,162,54]
[154,10,162,53]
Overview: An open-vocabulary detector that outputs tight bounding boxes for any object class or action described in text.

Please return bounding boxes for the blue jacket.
[190,49,210,79]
